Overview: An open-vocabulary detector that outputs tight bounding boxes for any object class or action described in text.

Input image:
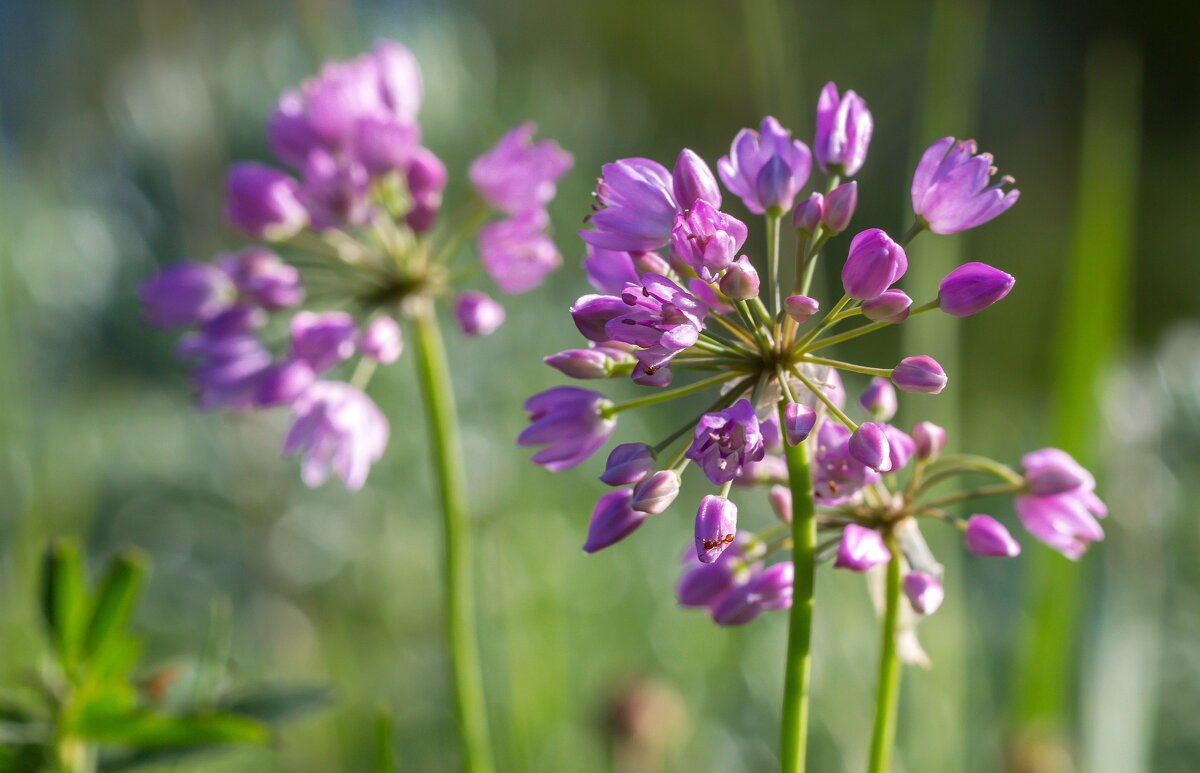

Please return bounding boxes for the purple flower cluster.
[144,41,572,489]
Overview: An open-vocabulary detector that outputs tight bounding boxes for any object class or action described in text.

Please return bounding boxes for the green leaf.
[40,539,88,665]
[83,551,148,666]
[75,707,267,747]
[374,706,396,773]
[215,685,332,724]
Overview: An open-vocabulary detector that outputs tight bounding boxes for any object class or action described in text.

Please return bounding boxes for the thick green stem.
[867,533,903,773]
[779,401,816,773]
[410,306,494,773]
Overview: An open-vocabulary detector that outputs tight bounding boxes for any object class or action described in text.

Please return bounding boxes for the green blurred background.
[1,0,1198,770]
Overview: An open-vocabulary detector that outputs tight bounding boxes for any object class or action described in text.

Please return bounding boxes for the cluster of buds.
[522,81,1103,627]
[141,40,571,489]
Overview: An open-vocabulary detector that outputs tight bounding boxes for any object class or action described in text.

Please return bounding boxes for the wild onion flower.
[141,41,572,771]
[521,81,1100,770]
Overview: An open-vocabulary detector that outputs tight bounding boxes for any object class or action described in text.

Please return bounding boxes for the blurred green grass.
[1,0,1198,770]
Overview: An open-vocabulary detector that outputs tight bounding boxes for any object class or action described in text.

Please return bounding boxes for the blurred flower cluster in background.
[0,0,1197,770]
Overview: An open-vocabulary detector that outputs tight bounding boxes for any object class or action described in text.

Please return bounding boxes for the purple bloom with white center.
[695,495,738,563]
[911,137,1019,234]
[581,158,678,252]
[469,123,573,214]
[359,316,403,364]
[903,571,944,615]
[478,210,562,294]
[139,263,234,328]
[583,490,646,553]
[225,163,307,240]
[842,228,907,301]
[290,311,358,373]
[519,387,615,471]
[669,200,748,281]
[454,292,506,337]
[282,381,389,491]
[814,82,873,176]
[964,515,1021,558]
[686,399,766,485]
[834,524,891,572]
[718,116,812,215]
[938,261,1015,317]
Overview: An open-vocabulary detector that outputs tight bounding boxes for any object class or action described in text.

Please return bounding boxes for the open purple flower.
[519,387,615,471]
[282,381,389,490]
[140,263,234,328]
[686,399,766,485]
[581,158,678,252]
[605,274,707,372]
[718,116,812,215]
[478,210,562,294]
[669,200,748,282]
[470,123,574,214]
[814,82,873,177]
[911,137,1019,234]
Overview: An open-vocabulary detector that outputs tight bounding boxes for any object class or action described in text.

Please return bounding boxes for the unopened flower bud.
[783,402,817,445]
[454,291,506,336]
[963,514,1021,557]
[903,571,944,614]
[583,490,646,553]
[672,148,721,210]
[892,355,947,394]
[858,377,898,421]
[784,295,819,324]
[862,289,912,324]
[912,421,946,460]
[834,524,890,572]
[719,256,760,300]
[544,347,633,379]
[849,422,891,472]
[883,425,916,471]
[631,470,681,514]
[938,261,1015,317]
[256,358,316,407]
[290,311,357,373]
[1022,448,1092,495]
[768,485,792,524]
[841,228,907,301]
[359,316,403,364]
[792,193,824,233]
[599,443,656,486]
[225,163,307,240]
[694,495,738,564]
[821,181,857,233]
[570,294,627,342]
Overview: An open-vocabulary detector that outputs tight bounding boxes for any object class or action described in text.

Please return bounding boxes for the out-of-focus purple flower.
[518,387,615,471]
[711,562,794,626]
[938,261,1015,317]
[911,137,1019,234]
[139,263,234,328]
[677,536,758,608]
[718,117,812,215]
[672,149,722,210]
[783,402,817,445]
[784,295,820,324]
[353,116,420,175]
[179,317,273,411]
[760,416,782,452]
[469,123,573,214]
[792,193,823,233]
[686,399,766,485]
[849,422,891,472]
[862,289,912,324]
[454,291,506,336]
[606,274,707,371]
[912,421,946,461]
[405,147,447,233]
[256,358,317,407]
[582,245,641,294]
[769,485,792,524]
[217,249,304,310]
[267,90,323,170]
[859,377,898,421]
[1022,448,1093,496]
[632,470,681,514]
[903,571,944,614]
[813,421,879,504]
[300,150,372,229]
[964,514,1021,557]
[599,443,656,486]
[821,181,858,234]
[694,495,738,563]
[282,381,389,490]
[834,524,891,571]
[290,311,358,373]
[581,158,678,252]
[225,163,307,240]
[841,228,907,301]
[883,425,916,471]
[544,346,633,379]
[814,82,873,176]
[1014,491,1105,560]
[583,490,646,553]
[719,256,760,300]
[371,40,423,123]
[359,316,403,364]
[892,355,947,394]
[570,294,629,342]
[734,454,787,488]
[479,210,562,294]
[669,200,748,282]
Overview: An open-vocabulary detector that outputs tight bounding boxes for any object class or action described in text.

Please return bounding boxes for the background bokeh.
[1,0,1198,770]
